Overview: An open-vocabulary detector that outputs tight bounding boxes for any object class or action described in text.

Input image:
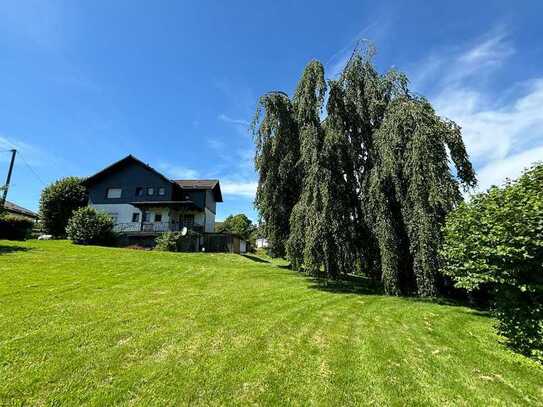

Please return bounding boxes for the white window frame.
[106,188,122,199]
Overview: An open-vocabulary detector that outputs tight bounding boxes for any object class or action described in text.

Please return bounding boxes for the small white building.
[256,238,269,249]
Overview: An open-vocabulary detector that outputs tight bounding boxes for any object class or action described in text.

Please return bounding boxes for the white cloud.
[221,181,257,198]
[476,145,543,192]
[435,79,543,164]
[410,26,543,193]
[158,163,199,179]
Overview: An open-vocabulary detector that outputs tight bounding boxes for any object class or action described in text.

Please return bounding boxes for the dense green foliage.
[253,50,476,296]
[253,92,300,257]
[66,207,115,245]
[216,213,255,240]
[155,231,199,252]
[0,214,34,240]
[442,163,543,361]
[39,177,87,237]
[1,240,542,405]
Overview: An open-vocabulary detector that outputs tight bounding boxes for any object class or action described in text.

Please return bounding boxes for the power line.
[18,152,47,187]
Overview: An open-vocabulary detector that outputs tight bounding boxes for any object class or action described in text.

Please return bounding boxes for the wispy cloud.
[326,29,377,79]
[158,163,199,179]
[477,145,543,191]
[0,135,47,167]
[410,26,514,93]
[435,79,543,166]
[410,26,543,193]
[218,114,250,127]
[221,181,257,198]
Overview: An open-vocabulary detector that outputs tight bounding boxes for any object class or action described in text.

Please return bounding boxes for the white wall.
[90,203,140,224]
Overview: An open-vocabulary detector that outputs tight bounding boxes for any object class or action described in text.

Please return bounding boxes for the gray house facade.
[83,155,222,234]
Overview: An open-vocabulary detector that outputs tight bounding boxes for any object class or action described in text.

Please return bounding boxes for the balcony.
[114,222,204,234]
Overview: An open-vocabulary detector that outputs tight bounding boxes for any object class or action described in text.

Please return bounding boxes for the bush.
[39,177,87,237]
[442,163,543,362]
[66,207,115,246]
[155,231,199,252]
[0,215,34,240]
[155,231,179,251]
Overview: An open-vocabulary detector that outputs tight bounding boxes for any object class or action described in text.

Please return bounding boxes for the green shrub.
[155,231,179,251]
[39,177,87,237]
[0,215,34,240]
[442,163,543,362]
[155,231,199,252]
[66,207,115,246]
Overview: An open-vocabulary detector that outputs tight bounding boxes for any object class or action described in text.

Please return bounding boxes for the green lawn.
[1,240,541,406]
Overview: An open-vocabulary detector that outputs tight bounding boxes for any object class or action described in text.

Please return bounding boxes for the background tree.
[39,177,87,237]
[252,92,300,257]
[216,213,255,240]
[442,163,542,361]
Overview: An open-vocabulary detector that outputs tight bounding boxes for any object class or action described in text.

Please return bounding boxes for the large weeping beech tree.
[252,92,299,257]
[369,96,476,296]
[253,50,476,296]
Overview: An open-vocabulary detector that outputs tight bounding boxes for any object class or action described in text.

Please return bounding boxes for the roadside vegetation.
[1,240,542,405]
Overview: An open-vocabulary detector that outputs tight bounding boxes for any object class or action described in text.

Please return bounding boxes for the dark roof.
[174,180,223,202]
[4,201,38,219]
[82,155,172,186]
[83,155,223,202]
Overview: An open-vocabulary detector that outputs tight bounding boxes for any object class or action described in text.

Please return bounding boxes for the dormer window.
[147,187,154,196]
[158,187,166,196]
[106,188,122,199]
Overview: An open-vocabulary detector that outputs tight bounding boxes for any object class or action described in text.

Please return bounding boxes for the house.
[256,238,269,249]
[3,201,39,221]
[83,155,222,235]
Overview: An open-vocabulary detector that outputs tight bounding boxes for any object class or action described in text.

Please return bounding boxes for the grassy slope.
[0,241,541,406]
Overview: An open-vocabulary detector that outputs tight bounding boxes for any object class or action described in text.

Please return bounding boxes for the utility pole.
[0,149,16,209]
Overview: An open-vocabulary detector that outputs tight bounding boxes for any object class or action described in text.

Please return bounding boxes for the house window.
[155,213,162,222]
[158,187,166,196]
[136,187,144,197]
[147,187,154,196]
[132,213,140,222]
[142,211,151,222]
[106,188,122,199]
[181,214,194,227]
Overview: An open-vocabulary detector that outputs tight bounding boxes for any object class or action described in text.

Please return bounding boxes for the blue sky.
[1,1,542,221]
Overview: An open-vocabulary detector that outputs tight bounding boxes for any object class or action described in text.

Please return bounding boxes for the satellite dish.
[181,226,188,236]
